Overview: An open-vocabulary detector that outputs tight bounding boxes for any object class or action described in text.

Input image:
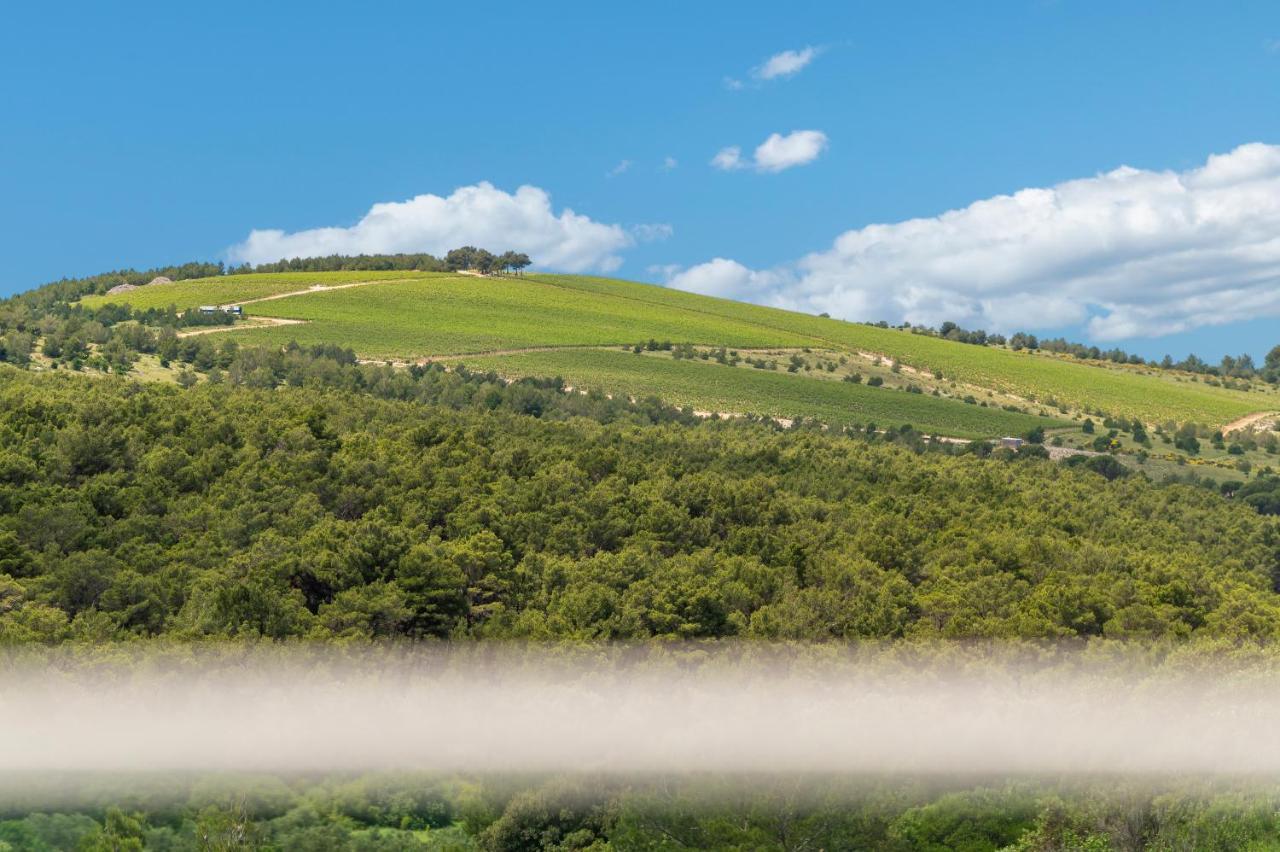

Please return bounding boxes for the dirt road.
[1223,411,1279,434]
[177,317,306,338]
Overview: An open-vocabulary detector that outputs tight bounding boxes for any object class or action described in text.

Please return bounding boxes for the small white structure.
[1000,436,1025,450]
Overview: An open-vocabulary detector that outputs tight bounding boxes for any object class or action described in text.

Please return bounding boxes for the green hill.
[80,269,1278,435]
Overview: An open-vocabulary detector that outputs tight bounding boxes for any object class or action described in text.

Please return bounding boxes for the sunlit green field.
[89,270,1277,428]
[237,275,815,355]
[457,348,1064,438]
[80,271,442,311]
[532,276,1275,426]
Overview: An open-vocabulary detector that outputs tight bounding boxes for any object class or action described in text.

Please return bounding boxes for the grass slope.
[87,270,1276,428]
[240,275,814,355]
[532,276,1276,426]
[458,348,1060,438]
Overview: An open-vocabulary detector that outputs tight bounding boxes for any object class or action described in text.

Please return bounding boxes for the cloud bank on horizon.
[671,143,1280,341]
[229,182,668,273]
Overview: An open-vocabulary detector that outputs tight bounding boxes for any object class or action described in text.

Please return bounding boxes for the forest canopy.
[1,353,1277,645]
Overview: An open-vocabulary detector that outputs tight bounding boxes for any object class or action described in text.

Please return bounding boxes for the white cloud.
[665,258,787,300]
[607,159,632,177]
[711,146,746,171]
[712,131,828,173]
[660,156,679,171]
[228,182,647,273]
[722,76,744,91]
[754,46,819,80]
[668,143,1280,341]
[754,130,829,172]
[631,223,674,242]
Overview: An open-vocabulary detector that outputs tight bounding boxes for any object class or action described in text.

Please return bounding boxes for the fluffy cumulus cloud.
[228,182,664,273]
[666,258,787,300]
[669,143,1280,341]
[712,130,828,173]
[754,130,829,172]
[754,46,819,80]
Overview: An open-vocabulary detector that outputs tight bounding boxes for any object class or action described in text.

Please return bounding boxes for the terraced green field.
[532,276,1275,425]
[457,348,1063,438]
[89,270,1277,429]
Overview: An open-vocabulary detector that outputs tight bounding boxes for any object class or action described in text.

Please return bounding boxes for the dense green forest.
[4,773,1280,851]
[2,347,1278,644]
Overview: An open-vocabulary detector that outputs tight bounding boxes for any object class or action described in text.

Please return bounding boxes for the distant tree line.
[234,249,533,276]
[4,262,225,313]
[231,252,449,274]
[876,319,1280,383]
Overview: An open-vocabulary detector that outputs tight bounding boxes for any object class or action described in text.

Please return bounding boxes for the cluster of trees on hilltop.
[444,246,532,274]
[2,353,1278,644]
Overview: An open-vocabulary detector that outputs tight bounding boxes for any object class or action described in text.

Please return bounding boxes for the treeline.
[231,252,448,274]
[2,351,1278,644]
[886,319,1280,383]
[3,261,224,313]
[6,773,1280,850]
[1035,335,1280,382]
[232,248,530,275]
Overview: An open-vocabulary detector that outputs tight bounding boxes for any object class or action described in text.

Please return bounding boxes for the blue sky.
[3,1,1279,360]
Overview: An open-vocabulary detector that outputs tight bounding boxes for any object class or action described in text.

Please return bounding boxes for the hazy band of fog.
[4,646,1280,775]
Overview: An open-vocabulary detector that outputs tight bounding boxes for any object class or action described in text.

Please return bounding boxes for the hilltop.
[72,267,1279,445]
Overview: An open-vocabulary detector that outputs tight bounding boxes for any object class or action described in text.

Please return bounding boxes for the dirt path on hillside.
[355,345,598,368]
[1223,410,1280,434]
[177,317,307,338]
[1047,445,1104,461]
[177,276,432,338]
[228,277,424,308]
